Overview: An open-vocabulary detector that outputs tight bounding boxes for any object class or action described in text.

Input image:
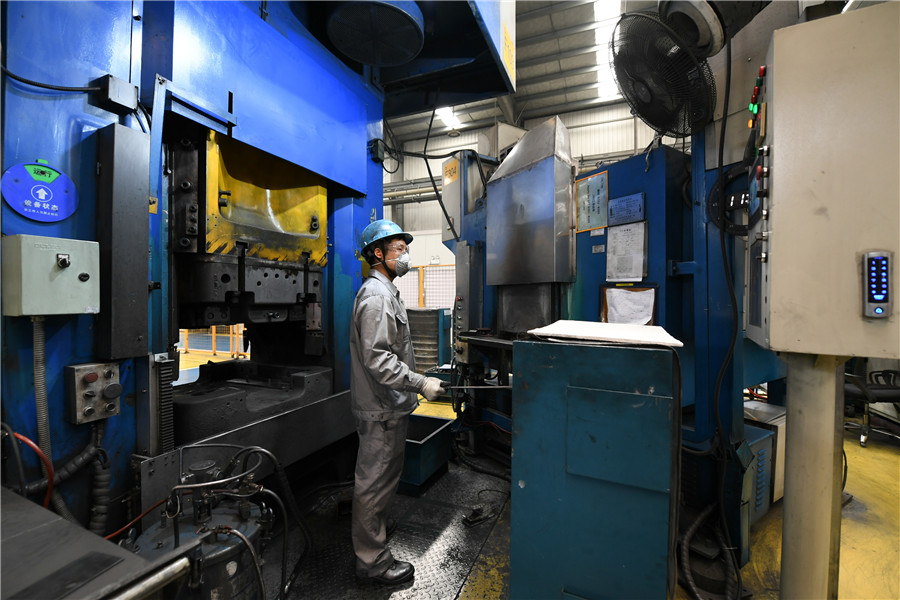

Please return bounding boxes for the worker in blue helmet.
[349,219,447,585]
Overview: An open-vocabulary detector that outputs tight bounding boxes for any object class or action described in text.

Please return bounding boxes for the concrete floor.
[426,399,900,600]
[177,356,899,599]
[731,423,900,600]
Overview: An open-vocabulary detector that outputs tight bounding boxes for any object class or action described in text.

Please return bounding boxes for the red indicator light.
[759,66,766,77]
[754,86,759,96]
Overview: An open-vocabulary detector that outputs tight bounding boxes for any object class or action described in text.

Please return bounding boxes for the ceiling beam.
[520,96,627,122]
[518,43,603,69]
[519,64,602,87]
[517,0,595,22]
[519,21,604,47]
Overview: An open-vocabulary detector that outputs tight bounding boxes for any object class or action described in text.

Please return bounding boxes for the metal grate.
[396,266,456,309]
[395,272,420,309]
[157,359,175,454]
[423,266,455,308]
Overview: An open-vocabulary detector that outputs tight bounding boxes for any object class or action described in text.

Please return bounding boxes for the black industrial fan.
[610,12,716,138]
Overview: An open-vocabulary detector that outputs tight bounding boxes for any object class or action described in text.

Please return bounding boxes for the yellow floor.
[177,349,242,371]
[678,424,900,599]
[414,399,457,419]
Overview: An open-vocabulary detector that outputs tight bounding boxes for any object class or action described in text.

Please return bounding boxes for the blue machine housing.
[512,341,680,599]
[449,135,786,589]
[1,0,512,531]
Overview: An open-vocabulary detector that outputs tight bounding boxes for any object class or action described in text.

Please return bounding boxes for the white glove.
[421,377,447,401]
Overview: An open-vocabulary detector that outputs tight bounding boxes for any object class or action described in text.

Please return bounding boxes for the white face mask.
[392,252,411,277]
[375,248,411,277]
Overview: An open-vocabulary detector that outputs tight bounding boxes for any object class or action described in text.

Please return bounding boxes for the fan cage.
[610,12,717,138]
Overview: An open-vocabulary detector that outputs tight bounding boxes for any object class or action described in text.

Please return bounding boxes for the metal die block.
[170,134,202,253]
[65,363,122,424]
[178,255,321,305]
[244,263,321,304]
[1,235,100,317]
[205,132,329,266]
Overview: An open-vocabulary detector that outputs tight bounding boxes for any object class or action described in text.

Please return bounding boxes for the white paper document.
[528,319,683,347]
[605,288,655,325]
[606,222,647,282]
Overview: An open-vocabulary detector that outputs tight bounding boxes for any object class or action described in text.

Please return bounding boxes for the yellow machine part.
[205,132,328,265]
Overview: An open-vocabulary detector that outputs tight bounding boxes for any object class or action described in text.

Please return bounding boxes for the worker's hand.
[421,377,448,401]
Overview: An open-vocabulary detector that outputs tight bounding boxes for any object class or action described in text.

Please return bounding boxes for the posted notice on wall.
[606,221,647,282]
[575,170,608,233]
[603,287,655,325]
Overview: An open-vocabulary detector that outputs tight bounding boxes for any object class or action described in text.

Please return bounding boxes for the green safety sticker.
[25,164,61,184]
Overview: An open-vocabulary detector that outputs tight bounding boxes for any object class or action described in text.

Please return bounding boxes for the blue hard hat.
[361,219,413,252]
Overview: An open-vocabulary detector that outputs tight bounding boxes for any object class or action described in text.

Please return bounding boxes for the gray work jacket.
[350,270,426,421]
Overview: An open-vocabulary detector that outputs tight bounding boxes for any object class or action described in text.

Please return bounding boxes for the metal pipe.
[384,185,440,198]
[447,386,512,390]
[780,353,844,599]
[107,557,191,600]
[32,316,78,521]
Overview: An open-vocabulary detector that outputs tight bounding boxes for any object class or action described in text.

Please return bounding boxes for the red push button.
[84,372,99,384]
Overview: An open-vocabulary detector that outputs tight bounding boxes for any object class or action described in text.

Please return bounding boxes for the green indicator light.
[756,77,763,87]
[749,102,754,112]
[753,104,759,115]
[25,164,61,184]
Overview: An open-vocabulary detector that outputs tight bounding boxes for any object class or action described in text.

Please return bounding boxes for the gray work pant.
[351,416,409,576]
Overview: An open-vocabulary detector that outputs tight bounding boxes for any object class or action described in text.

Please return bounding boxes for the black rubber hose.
[1,422,28,495]
[89,454,111,536]
[260,488,289,600]
[680,503,717,600]
[716,521,739,600]
[220,527,265,600]
[451,434,511,482]
[1,65,102,92]
[24,440,99,494]
[232,445,314,590]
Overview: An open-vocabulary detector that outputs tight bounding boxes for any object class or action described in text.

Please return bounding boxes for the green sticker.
[25,164,61,184]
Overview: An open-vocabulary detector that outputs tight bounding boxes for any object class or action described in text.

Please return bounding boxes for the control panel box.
[745,3,899,358]
[65,363,122,424]
[2,234,100,316]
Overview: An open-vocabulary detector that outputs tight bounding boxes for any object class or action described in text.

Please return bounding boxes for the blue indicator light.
[873,294,885,301]
[875,307,884,314]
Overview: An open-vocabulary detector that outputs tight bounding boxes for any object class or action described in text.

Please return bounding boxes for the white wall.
[378,223,455,266]
[384,99,685,244]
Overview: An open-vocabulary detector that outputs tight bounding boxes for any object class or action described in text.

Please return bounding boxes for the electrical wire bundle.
[102,444,313,600]
[1,64,151,133]
[680,39,746,600]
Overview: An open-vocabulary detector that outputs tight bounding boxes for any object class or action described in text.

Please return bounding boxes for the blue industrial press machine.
[440,4,796,597]
[0,2,514,597]
[443,120,782,598]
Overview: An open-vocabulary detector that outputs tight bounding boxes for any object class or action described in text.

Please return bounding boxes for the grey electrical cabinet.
[2,234,100,316]
[745,2,899,359]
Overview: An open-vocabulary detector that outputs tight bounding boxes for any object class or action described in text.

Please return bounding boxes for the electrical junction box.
[1,234,100,316]
[65,363,122,424]
[745,2,899,359]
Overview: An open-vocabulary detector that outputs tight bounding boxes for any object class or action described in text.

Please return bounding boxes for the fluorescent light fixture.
[593,1,624,101]
[436,106,462,129]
